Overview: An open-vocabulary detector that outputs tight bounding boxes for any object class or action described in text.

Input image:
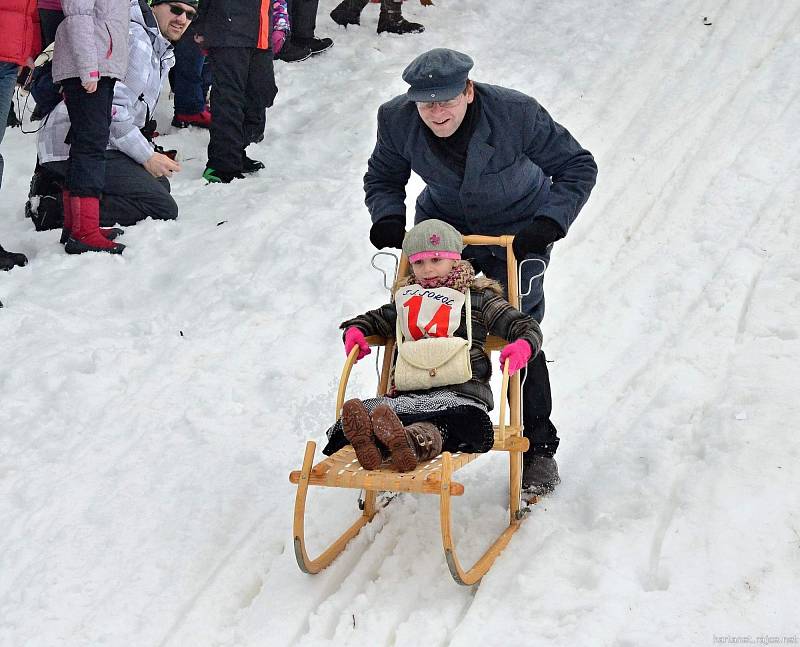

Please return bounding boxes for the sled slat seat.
[288,430,528,496]
[290,446,473,495]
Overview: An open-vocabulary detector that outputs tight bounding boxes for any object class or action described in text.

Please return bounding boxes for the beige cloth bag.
[394,290,473,391]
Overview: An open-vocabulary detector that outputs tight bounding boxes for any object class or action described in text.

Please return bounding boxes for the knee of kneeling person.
[161,195,179,221]
[153,178,179,220]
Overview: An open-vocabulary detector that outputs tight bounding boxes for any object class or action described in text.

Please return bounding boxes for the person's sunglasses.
[169,4,197,20]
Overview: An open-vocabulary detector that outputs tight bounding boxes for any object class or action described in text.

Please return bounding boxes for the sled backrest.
[337,234,522,443]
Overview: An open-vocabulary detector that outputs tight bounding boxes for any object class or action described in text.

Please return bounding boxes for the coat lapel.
[463,110,495,189]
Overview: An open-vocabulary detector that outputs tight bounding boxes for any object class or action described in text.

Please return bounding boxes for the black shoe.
[276,41,312,63]
[242,155,265,174]
[522,454,560,497]
[377,13,424,34]
[203,167,245,184]
[330,0,368,26]
[0,245,28,271]
[64,237,125,255]
[293,36,333,56]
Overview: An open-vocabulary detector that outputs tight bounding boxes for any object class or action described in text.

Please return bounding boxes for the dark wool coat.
[364,82,598,239]
[340,275,543,411]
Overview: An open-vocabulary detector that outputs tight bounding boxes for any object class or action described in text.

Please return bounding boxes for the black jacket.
[195,0,271,48]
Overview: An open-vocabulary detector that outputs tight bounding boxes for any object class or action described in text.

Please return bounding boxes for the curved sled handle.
[336,345,361,421]
[370,252,399,297]
[518,257,547,299]
[498,359,510,442]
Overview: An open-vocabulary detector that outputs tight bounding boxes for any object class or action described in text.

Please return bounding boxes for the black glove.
[512,217,565,259]
[369,215,406,250]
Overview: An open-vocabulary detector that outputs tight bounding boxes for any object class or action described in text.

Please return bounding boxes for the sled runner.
[289,234,531,585]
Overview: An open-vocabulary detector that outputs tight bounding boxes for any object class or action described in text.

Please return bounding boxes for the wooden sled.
[289,235,531,585]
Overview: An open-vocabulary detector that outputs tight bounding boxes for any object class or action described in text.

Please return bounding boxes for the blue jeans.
[173,30,209,115]
[0,61,20,190]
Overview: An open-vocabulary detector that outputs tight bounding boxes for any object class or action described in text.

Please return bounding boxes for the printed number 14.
[403,295,452,340]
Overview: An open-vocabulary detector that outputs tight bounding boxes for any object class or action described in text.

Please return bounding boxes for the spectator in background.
[0,0,39,273]
[37,0,191,233]
[194,0,286,183]
[38,0,64,47]
[170,21,212,129]
[50,0,130,254]
[330,0,424,35]
[277,0,333,63]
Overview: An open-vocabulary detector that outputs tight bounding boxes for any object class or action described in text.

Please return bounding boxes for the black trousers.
[43,151,178,227]
[207,47,277,173]
[287,0,320,40]
[464,244,561,457]
[62,77,115,197]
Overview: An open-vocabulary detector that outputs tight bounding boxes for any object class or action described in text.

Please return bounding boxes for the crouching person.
[322,220,542,473]
[37,0,195,251]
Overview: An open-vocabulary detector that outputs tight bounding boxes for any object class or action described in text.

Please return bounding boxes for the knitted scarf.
[408,259,475,293]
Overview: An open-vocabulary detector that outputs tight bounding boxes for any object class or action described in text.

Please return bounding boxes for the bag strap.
[395,289,472,349]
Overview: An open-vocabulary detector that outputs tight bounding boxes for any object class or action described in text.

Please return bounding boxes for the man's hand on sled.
[499,339,532,376]
[369,215,406,250]
[344,327,371,362]
[512,217,565,259]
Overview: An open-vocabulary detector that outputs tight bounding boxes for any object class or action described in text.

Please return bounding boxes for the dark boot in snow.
[377,0,424,34]
[293,36,334,56]
[330,0,369,27]
[342,398,383,470]
[522,454,561,496]
[276,40,312,63]
[242,154,265,174]
[372,405,442,472]
[0,244,28,271]
[203,167,245,184]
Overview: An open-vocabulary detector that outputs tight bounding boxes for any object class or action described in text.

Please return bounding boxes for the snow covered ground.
[1,0,799,645]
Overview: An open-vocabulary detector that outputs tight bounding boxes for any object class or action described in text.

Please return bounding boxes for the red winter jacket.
[0,0,41,67]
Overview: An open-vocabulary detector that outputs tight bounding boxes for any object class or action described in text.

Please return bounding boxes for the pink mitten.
[344,327,371,362]
[498,339,532,375]
[271,30,286,54]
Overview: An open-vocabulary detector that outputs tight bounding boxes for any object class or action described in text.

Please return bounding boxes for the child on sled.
[322,219,543,472]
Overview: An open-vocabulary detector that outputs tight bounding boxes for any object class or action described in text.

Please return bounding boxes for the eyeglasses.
[415,95,463,111]
[169,4,197,20]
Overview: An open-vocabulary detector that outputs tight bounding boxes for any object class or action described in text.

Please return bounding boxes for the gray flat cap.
[402,48,474,102]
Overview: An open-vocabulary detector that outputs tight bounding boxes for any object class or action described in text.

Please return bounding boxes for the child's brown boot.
[372,407,443,472]
[341,399,382,470]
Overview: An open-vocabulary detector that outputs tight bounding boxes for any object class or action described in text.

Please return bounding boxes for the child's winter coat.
[52,0,129,83]
[339,262,543,411]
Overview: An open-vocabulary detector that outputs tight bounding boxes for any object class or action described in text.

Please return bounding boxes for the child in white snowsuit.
[323,220,543,472]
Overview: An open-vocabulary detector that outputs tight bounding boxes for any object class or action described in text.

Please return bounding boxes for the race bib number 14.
[394,286,466,341]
